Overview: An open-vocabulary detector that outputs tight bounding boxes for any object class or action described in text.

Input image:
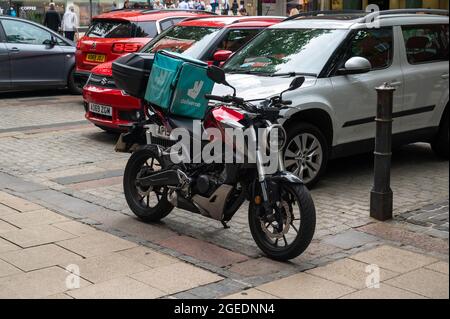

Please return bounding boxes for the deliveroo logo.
[187,81,204,100]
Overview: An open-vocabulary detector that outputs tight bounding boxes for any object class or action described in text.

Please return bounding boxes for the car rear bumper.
[83,84,143,131]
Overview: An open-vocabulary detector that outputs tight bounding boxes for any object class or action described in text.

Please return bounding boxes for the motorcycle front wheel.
[123,145,174,222]
[248,183,316,261]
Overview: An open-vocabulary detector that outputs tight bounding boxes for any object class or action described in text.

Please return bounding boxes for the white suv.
[217,9,449,187]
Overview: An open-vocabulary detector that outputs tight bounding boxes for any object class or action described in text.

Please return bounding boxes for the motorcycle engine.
[194,174,221,197]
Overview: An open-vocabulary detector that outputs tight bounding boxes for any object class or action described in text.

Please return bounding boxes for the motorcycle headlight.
[264,124,286,152]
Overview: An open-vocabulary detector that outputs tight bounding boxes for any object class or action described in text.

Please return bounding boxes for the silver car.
[217,9,449,187]
[0,16,79,94]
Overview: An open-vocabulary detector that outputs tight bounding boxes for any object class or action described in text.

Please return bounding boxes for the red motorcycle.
[114,55,316,260]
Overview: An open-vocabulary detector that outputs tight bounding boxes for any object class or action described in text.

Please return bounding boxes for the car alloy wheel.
[284,133,323,185]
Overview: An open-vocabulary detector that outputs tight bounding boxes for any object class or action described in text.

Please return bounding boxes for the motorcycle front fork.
[248,125,285,206]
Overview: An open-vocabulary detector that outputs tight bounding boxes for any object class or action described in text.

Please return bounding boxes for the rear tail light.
[112,43,142,54]
[76,41,81,49]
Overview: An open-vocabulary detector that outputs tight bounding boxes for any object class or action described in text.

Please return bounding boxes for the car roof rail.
[285,8,449,22]
[285,10,366,21]
[142,9,218,15]
[363,8,449,22]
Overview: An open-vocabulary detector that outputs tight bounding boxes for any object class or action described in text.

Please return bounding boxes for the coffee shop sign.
[21,6,37,11]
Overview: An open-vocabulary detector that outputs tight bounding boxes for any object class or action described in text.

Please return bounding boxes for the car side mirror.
[213,50,233,63]
[338,57,372,75]
[43,37,57,47]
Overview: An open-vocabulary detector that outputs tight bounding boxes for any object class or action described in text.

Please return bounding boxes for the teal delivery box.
[145,50,214,119]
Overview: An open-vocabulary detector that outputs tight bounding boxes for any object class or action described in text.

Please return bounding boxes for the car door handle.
[441,74,449,80]
[389,80,402,87]
[9,47,20,53]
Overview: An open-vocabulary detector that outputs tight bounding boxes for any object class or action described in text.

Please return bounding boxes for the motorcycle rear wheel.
[248,183,316,261]
[123,146,174,222]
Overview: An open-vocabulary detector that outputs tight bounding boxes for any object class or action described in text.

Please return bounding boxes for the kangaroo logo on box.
[187,81,204,100]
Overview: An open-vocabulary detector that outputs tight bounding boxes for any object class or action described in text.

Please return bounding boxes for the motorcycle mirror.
[288,76,305,91]
[207,65,226,84]
[206,65,237,97]
[280,76,305,101]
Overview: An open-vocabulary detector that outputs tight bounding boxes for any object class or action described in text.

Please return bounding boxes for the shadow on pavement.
[0,89,72,99]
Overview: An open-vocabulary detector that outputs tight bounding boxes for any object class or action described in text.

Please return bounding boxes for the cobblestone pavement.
[0,92,448,298]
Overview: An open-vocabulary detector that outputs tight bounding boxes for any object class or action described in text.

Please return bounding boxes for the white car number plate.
[89,103,112,116]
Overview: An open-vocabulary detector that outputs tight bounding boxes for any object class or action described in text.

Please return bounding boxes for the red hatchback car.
[74,9,213,87]
[83,15,283,132]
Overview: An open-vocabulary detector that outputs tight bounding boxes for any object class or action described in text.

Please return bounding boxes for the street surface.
[0,91,448,298]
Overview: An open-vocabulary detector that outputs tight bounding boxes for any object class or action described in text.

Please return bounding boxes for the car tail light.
[76,41,81,49]
[112,43,142,54]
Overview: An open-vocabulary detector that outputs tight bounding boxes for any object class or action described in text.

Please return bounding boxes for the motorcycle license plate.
[89,103,112,116]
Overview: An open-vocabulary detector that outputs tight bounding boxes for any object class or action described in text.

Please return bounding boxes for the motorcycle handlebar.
[205,94,244,105]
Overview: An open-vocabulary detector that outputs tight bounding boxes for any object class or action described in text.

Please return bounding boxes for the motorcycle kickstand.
[221,221,230,229]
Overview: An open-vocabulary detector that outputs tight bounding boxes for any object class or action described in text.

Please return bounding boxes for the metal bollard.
[370,83,396,221]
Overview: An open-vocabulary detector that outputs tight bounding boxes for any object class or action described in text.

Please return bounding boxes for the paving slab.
[322,229,380,250]
[340,283,426,299]
[0,224,77,248]
[0,220,19,233]
[307,258,398,289]
[52,169,124,185]
[0,259,22,278]
[0,172,46,193]
[96,214,179,243]
[66,277,166,299]
[0,266,91,299]
[130,262,223,295]
[42,293,73,299]
[256,272,355,299]
[1,209,68,228]
[0,244,83,272]
[228,257,293,277]
[159,235,249,267]
[56,231,138,258]
[292,241,342,264]
[64,253,150,283]
[0,204,19,217]
[425,261,449,275]
[358,222,449,255]
[385,268,449,299]
[0,238,21,253]
[0,191,43,212]
[118,246,179,268]
[223,289,279,299]
[350,245,437,273]
[27,189,105,217]
[52,220,99,236]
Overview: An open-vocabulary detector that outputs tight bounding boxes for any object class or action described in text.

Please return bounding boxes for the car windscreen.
[223,28,348,76]
[85,20,158,38]
[142,26,220,58]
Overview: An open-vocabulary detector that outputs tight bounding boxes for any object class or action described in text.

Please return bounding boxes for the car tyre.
[68,68,83,95]
[283,122,329,188]
[431,108,449,159]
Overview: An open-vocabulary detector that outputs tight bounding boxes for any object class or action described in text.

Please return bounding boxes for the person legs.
[65,31,75,41]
